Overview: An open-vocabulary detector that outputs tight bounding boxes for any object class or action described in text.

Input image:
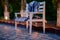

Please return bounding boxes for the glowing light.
[5,16,8,20]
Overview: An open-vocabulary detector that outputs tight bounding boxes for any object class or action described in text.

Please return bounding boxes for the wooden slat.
[28,12,43,14]
[32,19,43,22]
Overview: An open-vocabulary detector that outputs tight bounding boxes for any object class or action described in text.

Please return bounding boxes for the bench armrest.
[15,13,20,18]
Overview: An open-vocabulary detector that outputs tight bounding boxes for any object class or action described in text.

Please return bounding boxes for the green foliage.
[9,4,13,13]
[27,0,44,3]
[52,0,57,9]
[45,0,57,21]
[8,0,21,19]
[0,0,4,19]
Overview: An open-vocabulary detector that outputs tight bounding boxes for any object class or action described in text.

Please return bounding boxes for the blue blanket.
[28,1,38,12]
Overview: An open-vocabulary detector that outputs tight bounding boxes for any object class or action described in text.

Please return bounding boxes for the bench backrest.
[15,1,45,18]
[26,1,45,12]
[38,1,45,13]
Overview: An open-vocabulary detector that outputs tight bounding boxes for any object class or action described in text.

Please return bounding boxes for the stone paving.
[0,24,60,40]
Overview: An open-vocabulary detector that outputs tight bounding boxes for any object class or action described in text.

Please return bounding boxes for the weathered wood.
[4,0,9,20]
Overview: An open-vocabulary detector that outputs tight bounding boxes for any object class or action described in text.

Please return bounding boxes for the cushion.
[15,17,29,22]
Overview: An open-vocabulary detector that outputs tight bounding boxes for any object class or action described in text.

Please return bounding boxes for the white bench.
[15,1,46,35]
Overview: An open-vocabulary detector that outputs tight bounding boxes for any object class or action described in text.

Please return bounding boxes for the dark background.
[0,0,57,21]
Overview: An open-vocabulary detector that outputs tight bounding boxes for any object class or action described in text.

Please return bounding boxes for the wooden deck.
[0,19,60,30]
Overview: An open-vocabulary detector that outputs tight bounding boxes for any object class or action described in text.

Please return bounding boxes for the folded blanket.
[15,17,29,22]
[26,1,38,12]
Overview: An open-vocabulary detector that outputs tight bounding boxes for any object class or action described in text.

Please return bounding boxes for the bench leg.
[26,21,28,29]
[15,21,17,30]
[29,13,33,35]
[29,21,32,35]
[43,21,45,33]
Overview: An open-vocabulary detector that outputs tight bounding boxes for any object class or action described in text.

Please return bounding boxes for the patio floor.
[0,23,60,40]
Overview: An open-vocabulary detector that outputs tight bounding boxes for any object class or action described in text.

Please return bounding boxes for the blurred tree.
[4,0,10,20]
